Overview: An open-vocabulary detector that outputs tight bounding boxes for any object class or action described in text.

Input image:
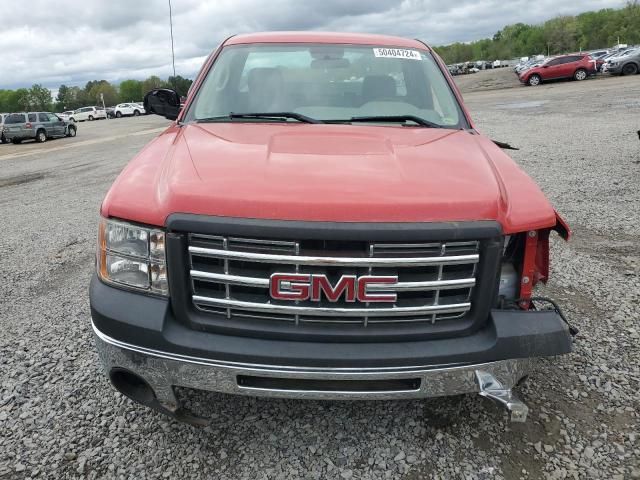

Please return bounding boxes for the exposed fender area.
[553,210,571,241]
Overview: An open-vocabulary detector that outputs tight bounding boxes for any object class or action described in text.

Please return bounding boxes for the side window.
[28,113,37,122]
[38,113,49,122]
[546,59,561,66]
[48,113,60,121]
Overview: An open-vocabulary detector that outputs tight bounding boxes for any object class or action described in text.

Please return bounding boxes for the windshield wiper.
[234,112,323,124]
[339,115,444,128]
[229,112,322,124]
[195,112,322,124]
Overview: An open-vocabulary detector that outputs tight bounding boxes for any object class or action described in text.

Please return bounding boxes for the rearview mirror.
[143,88,181,121]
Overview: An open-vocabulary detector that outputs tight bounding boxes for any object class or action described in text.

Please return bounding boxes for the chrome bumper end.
[93,322,532,423]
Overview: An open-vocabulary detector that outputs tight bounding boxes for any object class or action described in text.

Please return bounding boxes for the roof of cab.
[225,32,430,50]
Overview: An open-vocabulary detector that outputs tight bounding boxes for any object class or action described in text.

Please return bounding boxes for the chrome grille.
[188,234,479,326]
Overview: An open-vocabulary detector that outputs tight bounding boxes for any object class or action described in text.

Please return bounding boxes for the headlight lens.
[97,218,168,295]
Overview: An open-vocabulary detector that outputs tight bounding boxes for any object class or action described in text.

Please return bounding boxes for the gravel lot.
[1,74,639,479]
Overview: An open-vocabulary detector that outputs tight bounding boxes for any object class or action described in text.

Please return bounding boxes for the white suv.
[114,103,146,118]
[70,106,106,122]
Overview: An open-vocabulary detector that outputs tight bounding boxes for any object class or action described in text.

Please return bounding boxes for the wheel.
[66,126,77,137]
[133,110,140,116]
[0,134,6,144]
[621,63,638,76]
[12,138,22,144]
[574,68,587,81]
[116,111,122,118]
[527,74,541,86]
[35,130,47,143]
[88,115,94,121]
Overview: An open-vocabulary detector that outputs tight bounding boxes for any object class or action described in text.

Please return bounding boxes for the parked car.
[519,54,596,86]
[105,107,116,119]
[113,103,145,118]
[133,102,147,114]
[1,113,9,144]
[2,112,77,143]
[91,32,574,425]
[70,106,106,122]
[57,111,75,122]
[514,58,540,74]
[605,47,640,75]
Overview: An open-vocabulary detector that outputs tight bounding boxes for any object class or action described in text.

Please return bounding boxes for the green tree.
[167,75,193,97]
[88,81,118,106]
[142,76,167,95]
[12,88,31,111]
[119,79,143,102]
[28,84,53,110]
[434,3,640,64]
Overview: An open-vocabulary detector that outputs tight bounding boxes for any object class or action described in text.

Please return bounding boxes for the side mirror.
[542,65,548,68]
[143,88,181,121]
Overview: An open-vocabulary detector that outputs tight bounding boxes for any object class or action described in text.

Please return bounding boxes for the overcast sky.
[0,0,627,90]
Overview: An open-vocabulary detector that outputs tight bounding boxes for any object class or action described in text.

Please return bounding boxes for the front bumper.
[94,321,534,422]
[90,277,572,423]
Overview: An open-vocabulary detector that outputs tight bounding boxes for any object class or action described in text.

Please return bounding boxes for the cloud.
[0,0,628,89]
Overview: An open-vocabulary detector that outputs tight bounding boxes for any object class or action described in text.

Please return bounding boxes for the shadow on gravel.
[144,387,538,474]
[0,172,45,188]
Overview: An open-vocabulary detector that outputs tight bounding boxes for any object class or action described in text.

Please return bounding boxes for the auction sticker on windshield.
[373,48,422,60]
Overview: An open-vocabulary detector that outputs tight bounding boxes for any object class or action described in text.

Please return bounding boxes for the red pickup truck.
[90,32,573,425]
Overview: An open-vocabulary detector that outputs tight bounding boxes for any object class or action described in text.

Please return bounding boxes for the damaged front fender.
[553,210,571,241]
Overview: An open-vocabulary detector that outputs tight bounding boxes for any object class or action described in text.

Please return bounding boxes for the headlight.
[97,218,168,295]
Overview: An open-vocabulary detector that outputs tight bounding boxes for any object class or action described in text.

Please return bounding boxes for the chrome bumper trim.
[93,321,533,407]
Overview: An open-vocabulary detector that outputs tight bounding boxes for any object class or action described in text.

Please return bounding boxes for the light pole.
[169,0,177,89]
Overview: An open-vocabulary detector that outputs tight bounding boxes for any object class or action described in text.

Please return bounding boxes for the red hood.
[102,123,557,233]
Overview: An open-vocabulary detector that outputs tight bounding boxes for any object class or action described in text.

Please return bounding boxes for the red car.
[520,54,596,86]
[91,32,573,425]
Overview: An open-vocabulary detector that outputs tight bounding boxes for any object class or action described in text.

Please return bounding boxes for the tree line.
[434,2,640,64]
[0,75,192,113]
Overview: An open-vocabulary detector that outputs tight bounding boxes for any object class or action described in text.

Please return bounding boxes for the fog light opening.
[109,369,156,406]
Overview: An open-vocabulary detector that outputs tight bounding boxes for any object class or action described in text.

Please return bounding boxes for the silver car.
[0,113,9,143]
[2,112,77,144]
[606,47,640,75]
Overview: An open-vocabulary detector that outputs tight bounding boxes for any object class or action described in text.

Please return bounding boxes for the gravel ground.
[1,74,639,479]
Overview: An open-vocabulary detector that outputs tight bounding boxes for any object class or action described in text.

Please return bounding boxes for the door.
[48,113,65,136]
[38,113,53,137]
[558,56,580,78]
[541,58,565,79]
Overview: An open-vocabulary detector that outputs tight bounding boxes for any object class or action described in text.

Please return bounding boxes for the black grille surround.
[166,215,504,343]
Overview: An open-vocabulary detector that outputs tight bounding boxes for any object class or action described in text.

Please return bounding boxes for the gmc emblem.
[270,273,398,303]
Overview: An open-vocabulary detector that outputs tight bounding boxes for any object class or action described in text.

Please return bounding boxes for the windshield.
[184,44,465,128]
[620,48,639,56]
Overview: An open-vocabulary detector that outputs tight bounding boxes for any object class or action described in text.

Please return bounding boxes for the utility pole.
[169,0,177,90]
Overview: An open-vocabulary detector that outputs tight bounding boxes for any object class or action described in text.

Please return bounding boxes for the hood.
[102,123,557,233]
